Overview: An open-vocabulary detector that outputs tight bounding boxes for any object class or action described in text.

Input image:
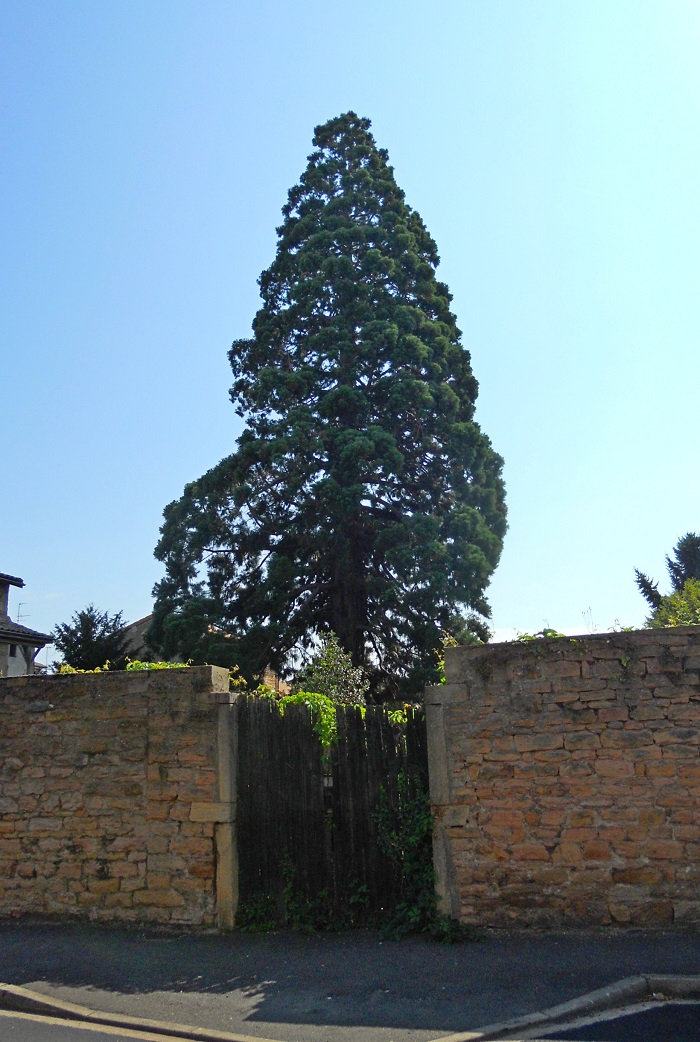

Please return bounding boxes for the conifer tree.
[151,112,506,696]
[53,605,130,671]
[635,532,700,609]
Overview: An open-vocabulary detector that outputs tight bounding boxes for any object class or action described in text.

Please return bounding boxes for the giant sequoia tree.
[151,113,506,695]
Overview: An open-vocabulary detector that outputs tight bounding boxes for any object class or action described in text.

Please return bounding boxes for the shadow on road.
[2,921,700,1036]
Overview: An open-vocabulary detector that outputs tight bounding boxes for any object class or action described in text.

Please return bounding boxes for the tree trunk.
[329,520,367,667]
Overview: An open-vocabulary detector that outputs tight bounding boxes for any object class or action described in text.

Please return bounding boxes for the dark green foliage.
[152,112,506,697]
[146,594,241,670]
[636,532,700,610]
[52,605,130,671]
[375,772,475,941]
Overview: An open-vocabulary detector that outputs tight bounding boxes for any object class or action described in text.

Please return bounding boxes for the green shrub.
[647,579,700,628]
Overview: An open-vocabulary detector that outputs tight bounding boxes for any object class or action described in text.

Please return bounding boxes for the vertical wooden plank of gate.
[252,698,264,898]
[374,705,401,914]
[343,703,364,909]
[406,705,429,794]
[295,704,309,898]
[255,698,271,899]
[361,706,378,913]
[285,703,299,896]
[287,703,306,899]
[238,696,266,905]
[266,696,283,904]
[276,696,293,906]
[310,704,327,900]
[301,702,319,900]
[251,698,263,898]
[296,702,323,904]
[278,701,290,895]
[362,705,382,912]
[314,704,327,899]
[330,704,349,914]
[247,696,260,903]
[342,703,359,911]
[236,696,249,903]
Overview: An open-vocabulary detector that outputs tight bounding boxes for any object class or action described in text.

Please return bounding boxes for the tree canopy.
[52,605,130,671]
[150,112,506,696]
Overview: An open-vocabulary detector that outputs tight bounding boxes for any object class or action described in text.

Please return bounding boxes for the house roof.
[0,619,52,647]
[0,573,24,588]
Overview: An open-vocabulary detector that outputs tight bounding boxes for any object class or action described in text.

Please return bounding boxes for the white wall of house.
[0,642,40,677]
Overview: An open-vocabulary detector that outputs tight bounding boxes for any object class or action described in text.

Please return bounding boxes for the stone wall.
[0,666,231,927]
[426,626,700,929]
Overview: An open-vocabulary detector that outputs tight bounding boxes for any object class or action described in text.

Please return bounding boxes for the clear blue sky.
[2,0,699,660]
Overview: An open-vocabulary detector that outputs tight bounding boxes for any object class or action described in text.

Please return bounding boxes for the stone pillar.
[425,682,462,920]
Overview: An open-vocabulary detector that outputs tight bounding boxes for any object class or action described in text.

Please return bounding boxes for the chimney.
[0,573,24,620]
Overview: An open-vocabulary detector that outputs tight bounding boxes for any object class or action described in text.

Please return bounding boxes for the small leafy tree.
[52,605,130,671]
[292,631,369,705]
[646,579,700,629]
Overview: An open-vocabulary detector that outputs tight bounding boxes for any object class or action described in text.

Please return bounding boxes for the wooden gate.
[235,698,428,924]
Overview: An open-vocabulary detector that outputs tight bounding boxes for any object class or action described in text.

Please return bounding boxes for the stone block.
[111,861,139,878]
[659,744,699,759]
[638,807,665,827]
[654,727,700,745]
[188,862,215,879]
[612,866,663,885]
[645,839,684,859]
[543,661,582,679]
[511,843,550,861]
[600,729,653,749]
[514,733,563,753]
[88,878,119,894]
[597,707,629,722]
[104,892,134,909]
[132,888,185,908]
[582,840,611,861]
[564,732,600,751]
[673,901,700,924]
[593,759,635,778]
[552,842,582,863]
[146,873,172,890]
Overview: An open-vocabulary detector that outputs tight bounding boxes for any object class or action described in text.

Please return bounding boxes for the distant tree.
[151,111,506,697]
[52,605,130,671]
[636,532,700,609]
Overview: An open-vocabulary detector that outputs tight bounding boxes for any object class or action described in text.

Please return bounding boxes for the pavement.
[0,921,699,1042]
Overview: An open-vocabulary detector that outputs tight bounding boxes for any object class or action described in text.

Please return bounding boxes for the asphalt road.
[1,921,700,1042]
[537,1001,700,1042]
[0,1008,197,1042]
